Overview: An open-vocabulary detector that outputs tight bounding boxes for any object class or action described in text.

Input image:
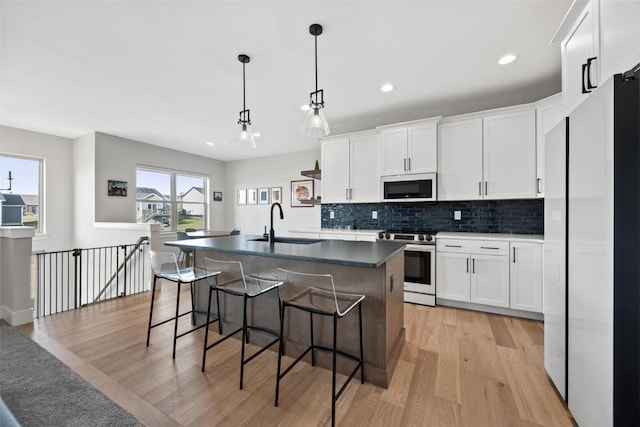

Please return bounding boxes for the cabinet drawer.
[437,239,509,256]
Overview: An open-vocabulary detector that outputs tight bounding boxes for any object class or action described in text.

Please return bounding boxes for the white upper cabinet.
[438,118,484,201]
[438,105,536,201]
[483,109,536,199]
[379,118,440,176]
[557,0,640,116]
[321,131,380,204]
[535,93,564,198]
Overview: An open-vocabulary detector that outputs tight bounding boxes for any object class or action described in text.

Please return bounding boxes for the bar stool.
[202,258,282,389]
[274,269,365,427]
[146,250,219,359]
[176,231,194,267]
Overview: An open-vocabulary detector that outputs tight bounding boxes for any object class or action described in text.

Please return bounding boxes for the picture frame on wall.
[107,180,127,197]
[237,189,247,205]
[270,187,282,204]
[247,188,258,205]
[213,191,222,202]
[291,179,314,207]
[258,188,269,205]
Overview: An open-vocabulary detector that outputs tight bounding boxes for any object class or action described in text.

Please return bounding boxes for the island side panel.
[193,249,404,388]
[384,250,406,387]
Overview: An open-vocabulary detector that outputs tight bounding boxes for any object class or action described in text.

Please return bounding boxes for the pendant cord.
[242,62,246,111]
[314,34,318,95]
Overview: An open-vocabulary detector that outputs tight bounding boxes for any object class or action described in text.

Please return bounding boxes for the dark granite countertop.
[165,235,405,268]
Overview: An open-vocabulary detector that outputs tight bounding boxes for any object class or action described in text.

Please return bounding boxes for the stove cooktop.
[377,231,436,245]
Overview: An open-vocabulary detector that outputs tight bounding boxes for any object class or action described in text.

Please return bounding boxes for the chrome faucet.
[269,202,284,243]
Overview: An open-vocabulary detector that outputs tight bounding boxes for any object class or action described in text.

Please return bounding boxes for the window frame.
[135,166,209,233]
[0,153,44,234]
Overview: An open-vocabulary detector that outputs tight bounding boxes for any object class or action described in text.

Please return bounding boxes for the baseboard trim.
[436,298,544,321]
[1,306,34,326]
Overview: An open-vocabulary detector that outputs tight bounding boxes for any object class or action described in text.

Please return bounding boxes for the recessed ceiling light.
[252,132,261,137]
[498,53,518,65]
[301,104,311,111]
[381,83,394,92]
[206,141,214,146]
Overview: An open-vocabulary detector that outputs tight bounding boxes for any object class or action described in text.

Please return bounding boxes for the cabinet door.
[483,109,536,199]
[470,254,509,308]
[562,1,599,115]
[535,95,564,198]
[600,0,640,81]
[510,242,543,313]
[436,252,470,302]
[407,122,437,174]
[380,128,408,176]
[437,118,483,201]
[321,138,350,203]
[350,133,381,203]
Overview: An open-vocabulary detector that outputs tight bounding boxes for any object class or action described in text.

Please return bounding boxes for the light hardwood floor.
[19,283,574,426]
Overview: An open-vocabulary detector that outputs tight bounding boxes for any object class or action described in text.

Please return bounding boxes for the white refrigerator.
[544,66,640,426]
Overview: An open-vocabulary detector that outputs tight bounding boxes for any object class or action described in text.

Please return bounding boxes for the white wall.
[0,126,74,252]
[225,149,321,236]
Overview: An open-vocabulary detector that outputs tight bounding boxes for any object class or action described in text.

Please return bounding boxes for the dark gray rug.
[0,321,142,426]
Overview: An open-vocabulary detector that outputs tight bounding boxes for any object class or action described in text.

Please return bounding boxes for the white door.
[436,252,470,302]
[350,133,381,202]
[321,138,350,203]
[470,254,510,308]
[407,122,437,174]
[380,128,407,176]
[482,110,537,199]
[438,118,483,200]
[510,242,543,313]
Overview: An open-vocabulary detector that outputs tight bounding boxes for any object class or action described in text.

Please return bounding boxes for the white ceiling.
[1,0,572,161]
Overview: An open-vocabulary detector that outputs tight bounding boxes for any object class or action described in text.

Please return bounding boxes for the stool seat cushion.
[285,286,364,317]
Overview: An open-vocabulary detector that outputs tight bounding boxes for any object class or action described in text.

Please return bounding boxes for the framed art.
[258,188,269,205]
[237,189,247,205]
[213,191,222,202]
[107,180,127,197]
[291,179,314,207]
[270,187,282,204]
[247,188,258,205]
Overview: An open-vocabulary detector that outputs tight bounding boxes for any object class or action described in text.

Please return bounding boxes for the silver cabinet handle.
[480,246,500,250]
[472,258,475,273]
[345,188,349,200]
[513,247,516,263]
[466,258,469,273]
[403,158,407,172]
[349,188,353,200]
[479,181,482,196]
[407,158,411,171]
[445,244,462,248]
[485,181,488,195]
[537,178,542,194]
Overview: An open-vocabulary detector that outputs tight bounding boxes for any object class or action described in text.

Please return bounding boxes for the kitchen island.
[165,235,405,388]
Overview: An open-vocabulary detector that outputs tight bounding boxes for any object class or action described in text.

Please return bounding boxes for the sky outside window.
[0,156,39,194]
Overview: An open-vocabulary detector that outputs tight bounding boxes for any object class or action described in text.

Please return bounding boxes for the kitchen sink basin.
[248,237,325,244]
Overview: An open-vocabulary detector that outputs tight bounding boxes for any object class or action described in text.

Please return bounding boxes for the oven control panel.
[377,232,435,244]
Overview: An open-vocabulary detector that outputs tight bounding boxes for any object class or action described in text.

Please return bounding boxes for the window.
[136,167,208,232]
[0,154,43,233]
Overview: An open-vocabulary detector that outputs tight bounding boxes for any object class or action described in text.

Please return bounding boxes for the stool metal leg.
[310,311,315,366]
[202,285,214,372]
[173,282,182,359]
[275,302,287,406]
[215,288,223,335]
[359,304,364,383]
[190,282,196,326]
[240,294,248,389]
[146,275,158,347]
[331,312,338,427]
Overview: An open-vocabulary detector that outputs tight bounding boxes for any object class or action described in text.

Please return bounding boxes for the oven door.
[404,245,436,306]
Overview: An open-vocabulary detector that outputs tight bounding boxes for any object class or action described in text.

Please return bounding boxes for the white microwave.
[381,173,437,202]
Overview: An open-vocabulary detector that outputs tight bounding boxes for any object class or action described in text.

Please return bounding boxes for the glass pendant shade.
[302,106,330,137]
[231,122,256,148]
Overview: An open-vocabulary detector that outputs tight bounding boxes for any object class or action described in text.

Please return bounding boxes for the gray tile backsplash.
[321,199,544,235]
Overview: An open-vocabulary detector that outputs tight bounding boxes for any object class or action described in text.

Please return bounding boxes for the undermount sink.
[248,237,325,244]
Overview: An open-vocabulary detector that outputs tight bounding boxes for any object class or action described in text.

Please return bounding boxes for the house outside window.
[0,154,43,232]
[136,167,208,232]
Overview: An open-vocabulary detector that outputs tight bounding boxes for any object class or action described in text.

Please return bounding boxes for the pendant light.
[302,24,330,137]
[231,54,256,148]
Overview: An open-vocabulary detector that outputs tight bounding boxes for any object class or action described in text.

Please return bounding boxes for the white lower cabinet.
[510,242,543,312]
[437,237,543,314]
[436,244,510,308]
